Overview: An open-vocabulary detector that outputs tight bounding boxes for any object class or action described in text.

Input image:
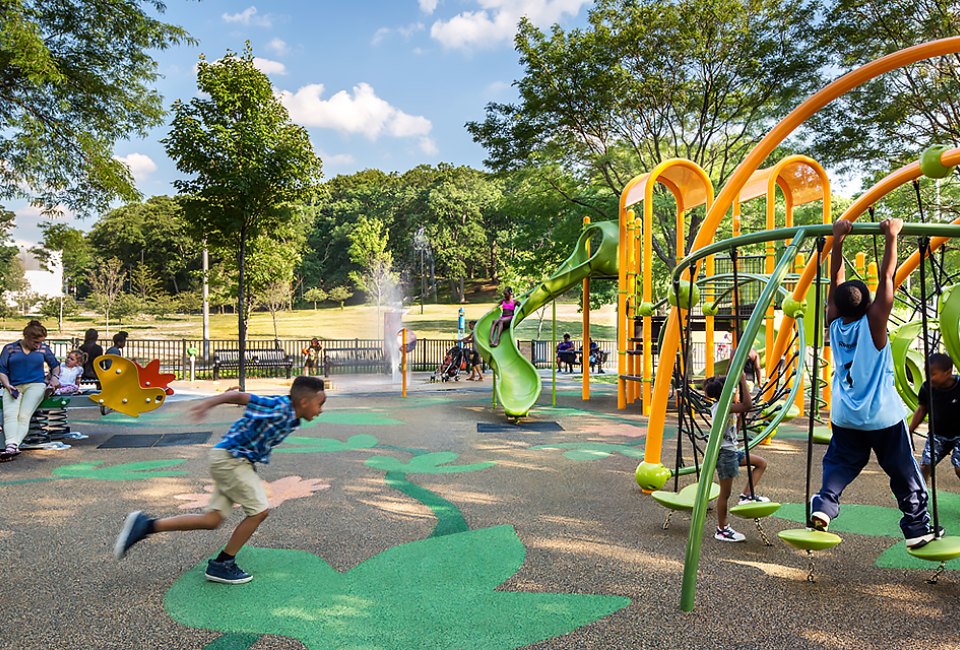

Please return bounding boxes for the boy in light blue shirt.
[811,218,938,549]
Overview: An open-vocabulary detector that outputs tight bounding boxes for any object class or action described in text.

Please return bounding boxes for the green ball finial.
[635,461,672,491]
[920,144,952,179]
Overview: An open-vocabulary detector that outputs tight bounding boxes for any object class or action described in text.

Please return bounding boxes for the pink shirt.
[501,299,517,315]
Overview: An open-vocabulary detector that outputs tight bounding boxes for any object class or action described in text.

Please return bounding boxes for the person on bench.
[556,333,577,373]
[0,320,61,461]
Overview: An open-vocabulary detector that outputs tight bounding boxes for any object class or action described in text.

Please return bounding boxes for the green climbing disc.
[729,501,782,519]
[813,426,832,445]
[906,536,960,563]
[778,528,842,551]
[651,482,720,511]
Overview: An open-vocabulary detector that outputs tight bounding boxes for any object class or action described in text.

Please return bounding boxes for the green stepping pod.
[906,536,960,563]
[778,528,842,551]
[651,482,721,511]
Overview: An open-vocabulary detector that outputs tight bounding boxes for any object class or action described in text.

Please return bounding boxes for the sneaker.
[809,512,830,532]
[114,511,152,559]
[906,526,947,550]
[714,525,746,542]
[738,494,771,505]
[205,558,253,584]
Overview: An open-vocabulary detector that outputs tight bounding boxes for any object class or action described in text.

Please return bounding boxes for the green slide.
[474,220,619,418]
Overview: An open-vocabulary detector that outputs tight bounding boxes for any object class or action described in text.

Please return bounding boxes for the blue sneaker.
[114,511,152,559]
[205,559,253,584]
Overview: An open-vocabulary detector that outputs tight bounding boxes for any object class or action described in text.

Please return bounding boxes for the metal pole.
[402,328,407,398]
[202,242,210,361]
[583,216,591,401]
[552,300,557,406]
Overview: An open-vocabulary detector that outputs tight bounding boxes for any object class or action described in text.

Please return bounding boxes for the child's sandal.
[0,444,20,461]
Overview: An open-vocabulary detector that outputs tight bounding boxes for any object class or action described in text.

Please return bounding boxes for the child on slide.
[489,287,517,348]
[704,347,770,543]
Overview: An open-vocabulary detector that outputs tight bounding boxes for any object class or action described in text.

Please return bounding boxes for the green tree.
[30,222,94,296]
[111,292,141,325]
[421,165,501,303]
[328,286,353,310]
[87,196,200,294]
[810,0,960,176]
[39,294,78,332]
[348,216,398,315]
[88,257,126,334]
[259,280,291,342]
[163,46,322,388]
[0,209,22,292]
[0,0,193,214]
[304,287,328,310]
[467,0,824,266]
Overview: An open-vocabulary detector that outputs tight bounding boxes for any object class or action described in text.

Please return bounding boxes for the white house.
[17,245,63,298]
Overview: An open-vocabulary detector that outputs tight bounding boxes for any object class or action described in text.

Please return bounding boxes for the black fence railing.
[44,336,696,379]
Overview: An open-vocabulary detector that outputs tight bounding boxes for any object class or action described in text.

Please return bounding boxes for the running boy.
[909,352,960,484]
[811,218,939,548]
[704,347,770,542]
[114,376,326,584]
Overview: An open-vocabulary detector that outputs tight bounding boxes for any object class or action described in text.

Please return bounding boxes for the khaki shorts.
[207,447,269,517]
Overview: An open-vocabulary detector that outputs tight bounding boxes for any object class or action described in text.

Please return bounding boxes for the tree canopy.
[0,0,193,214]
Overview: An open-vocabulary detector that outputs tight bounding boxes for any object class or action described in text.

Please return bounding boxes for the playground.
[0,375,957,649]
[5,19,960,650]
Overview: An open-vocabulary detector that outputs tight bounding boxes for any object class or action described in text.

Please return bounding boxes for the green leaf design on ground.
[165,526,630,649]
[276,435,379,454]
[52,460,188,481]
[530,442,646,461]
[365,451,494,474]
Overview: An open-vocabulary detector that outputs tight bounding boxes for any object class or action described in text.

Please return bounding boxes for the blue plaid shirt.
[214,394,300,464]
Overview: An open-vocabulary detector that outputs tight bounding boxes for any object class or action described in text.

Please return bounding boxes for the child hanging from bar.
[909,352,960,485]
[812,218,940,548]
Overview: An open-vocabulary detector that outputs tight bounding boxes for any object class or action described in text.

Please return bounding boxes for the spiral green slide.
[474,220,620,418]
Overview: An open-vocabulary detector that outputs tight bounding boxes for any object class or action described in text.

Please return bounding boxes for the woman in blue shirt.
[0,320,60,461]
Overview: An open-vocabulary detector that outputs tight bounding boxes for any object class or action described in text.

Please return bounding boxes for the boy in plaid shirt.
[114,376,326,584]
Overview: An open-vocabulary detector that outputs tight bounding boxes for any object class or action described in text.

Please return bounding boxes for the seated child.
[704,347,769,543]
[54,349,87,395]
[909,352,960,484]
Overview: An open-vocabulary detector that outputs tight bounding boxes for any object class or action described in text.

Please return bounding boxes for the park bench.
[323,345,389,376]
[212,348,294,380]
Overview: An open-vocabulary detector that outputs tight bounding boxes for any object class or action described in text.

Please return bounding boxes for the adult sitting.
[0,320,61,461]
[556,333,577,373]
[106,330,128,357]
[79,328,104,382]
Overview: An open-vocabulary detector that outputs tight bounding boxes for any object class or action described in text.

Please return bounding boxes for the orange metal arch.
[644,36,960,463]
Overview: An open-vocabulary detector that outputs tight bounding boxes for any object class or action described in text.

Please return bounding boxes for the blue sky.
[13,0,594,245]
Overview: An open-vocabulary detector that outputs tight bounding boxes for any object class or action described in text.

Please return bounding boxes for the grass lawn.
[0,301,618,342]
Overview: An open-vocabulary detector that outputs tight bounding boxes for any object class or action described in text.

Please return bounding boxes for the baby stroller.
[432,345,467,382]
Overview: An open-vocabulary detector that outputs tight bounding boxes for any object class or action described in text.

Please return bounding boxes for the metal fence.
[45,336,694,379]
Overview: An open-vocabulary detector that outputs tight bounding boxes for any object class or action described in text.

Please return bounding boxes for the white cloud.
[420,0,439,13]
[372,22,424,46]
[278,83,432,141]
[486,80,511,95]
[267,38,290,56]
[419,137,439,156]
[431,0,590,50]
[319,151,356,167]
[252,57,287,75]
[113,153,157,182]
[222,6,273,27]
[371,27,391,46]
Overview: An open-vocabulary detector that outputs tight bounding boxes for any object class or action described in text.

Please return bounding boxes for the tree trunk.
[271,308,279,342]
[458,277,465,303]
[238,223,248,391]
[490,239,498,281]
